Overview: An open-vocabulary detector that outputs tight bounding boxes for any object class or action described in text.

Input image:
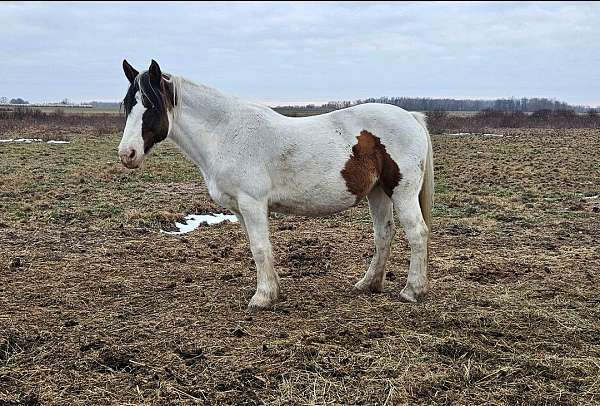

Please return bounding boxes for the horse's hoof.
[247,303,272,312]
[247,293,277,312]
[353,279,384,294]
[399,286,427,303]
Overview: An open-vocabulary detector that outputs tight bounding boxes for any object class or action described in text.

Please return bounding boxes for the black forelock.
[123,71,174,117]
[123,78,139,117]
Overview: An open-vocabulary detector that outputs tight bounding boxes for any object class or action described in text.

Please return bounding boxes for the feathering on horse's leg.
[354,186,395,293]
[394,195,429,302]
[238,196,281,311]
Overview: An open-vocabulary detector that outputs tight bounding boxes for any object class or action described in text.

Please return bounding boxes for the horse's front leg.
[238,195,280,311]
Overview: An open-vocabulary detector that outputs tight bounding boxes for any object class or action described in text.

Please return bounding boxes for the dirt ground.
[0,127,599,405]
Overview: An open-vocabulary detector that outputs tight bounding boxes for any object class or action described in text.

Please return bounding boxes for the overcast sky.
[1,1,599,106]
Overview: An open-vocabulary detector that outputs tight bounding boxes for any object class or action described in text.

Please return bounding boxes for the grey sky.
[1,1,599,106]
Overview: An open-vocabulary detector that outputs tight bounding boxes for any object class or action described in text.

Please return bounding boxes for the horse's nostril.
[128,149,136,159]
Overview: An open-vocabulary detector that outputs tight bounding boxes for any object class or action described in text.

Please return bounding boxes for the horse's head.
[118,59,175,169]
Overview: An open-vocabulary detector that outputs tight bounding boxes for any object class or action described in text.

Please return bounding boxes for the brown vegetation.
[0,108,123,138]
[426,109,600,134]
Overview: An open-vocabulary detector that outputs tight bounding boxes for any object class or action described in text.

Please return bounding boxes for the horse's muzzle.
[119,147,142,169]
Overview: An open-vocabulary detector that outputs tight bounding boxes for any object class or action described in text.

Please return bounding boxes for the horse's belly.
[268,181,356,217]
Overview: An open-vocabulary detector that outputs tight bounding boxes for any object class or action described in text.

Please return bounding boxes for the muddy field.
[0,127,599,405]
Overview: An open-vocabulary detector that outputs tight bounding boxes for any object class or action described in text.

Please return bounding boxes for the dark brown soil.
[0,128,598,405]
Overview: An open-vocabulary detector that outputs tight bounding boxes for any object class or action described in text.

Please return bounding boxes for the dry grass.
[0,128,599,405]
[0,108,122,138]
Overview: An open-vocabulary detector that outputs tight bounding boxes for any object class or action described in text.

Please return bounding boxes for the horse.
[118,59,434,311]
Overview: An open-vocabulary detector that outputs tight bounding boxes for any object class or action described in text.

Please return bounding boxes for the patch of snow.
[0,138,70,144]
[14,138,43,143]
[161,213,238,235]
[583,195,599,200]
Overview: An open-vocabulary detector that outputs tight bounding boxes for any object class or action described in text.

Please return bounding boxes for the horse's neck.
[168,80,245,175]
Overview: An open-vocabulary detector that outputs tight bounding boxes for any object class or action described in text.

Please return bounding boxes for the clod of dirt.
[569,203,585,211]
[238,367,267,389]
[445,224,481,236]
[9,257,23,271]
[162,282,177,291]
[231,326,248,338]
[80,341,104,352]
[221,272,243,281]
[63,320,78,327]
[592,206,600,213]
[386,271,397,281]
[433,338,490,361]
[367,330,385,339]
[275,331,289,339]
[96,349,140,373]
[494,213,521,223]
[333,329,364,346]
[175,346,204,366]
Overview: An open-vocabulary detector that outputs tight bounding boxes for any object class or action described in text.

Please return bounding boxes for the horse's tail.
[410,112,434,233]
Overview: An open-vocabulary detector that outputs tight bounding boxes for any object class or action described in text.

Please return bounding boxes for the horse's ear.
[149,59,162,85]
[123,59,139,84]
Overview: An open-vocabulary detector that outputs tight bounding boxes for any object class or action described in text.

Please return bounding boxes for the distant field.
[1,107,598,142]
[0,125,598,404]
[0,105,120,115]
[1,104,482,118]
[5,104,593,120]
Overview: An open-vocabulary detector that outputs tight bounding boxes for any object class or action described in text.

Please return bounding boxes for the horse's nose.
[119,147,140,168]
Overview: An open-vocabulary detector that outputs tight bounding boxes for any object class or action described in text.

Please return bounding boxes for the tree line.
[0,97,29,105]
[276,97,596,113]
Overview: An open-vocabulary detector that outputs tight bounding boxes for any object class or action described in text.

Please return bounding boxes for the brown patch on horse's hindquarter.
[341,130,401,201]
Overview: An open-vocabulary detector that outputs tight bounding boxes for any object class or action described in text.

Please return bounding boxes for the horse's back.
[290,103,426,142]
[285,103,429,170]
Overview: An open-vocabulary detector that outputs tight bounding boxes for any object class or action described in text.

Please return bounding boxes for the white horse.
[118,60,434,311]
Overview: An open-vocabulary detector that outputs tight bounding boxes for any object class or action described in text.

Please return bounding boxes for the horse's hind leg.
[394,194,429,302]
[354,186,395,293]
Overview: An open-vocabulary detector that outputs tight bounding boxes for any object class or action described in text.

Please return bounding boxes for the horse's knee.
[251,244,272,265]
